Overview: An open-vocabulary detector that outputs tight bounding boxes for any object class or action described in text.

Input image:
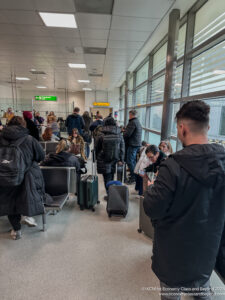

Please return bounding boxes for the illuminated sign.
[35,96,57,101]
[93,102,110,106]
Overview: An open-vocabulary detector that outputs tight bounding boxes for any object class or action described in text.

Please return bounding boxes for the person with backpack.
[95,117,125,194]
[0,116,46,240]
[65,107,85,136]
[89,114,103,133]
[82,111,92,158]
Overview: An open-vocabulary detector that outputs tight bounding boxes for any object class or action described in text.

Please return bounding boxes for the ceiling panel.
[16,25,51,37]
[80,29,109,40]
[2,10,43,25]
[109,30,150,42]
[22,36,57,46]
[108,40,143,50]
[54,37,82,47]
[111,15,160,31]
[34,0,76,13]
[47,28,80,38]
[0,24,21,35]
[0,0,35,10]
[113,0,174,18]
[82,39,107,48]
[76,13,111,29]
[74,0,114,14]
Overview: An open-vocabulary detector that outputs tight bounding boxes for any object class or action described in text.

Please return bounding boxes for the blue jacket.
[89,119,103,132]
[65,113,84,135]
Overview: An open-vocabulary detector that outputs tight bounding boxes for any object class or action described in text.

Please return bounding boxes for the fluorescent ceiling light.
[68,63,86,69]
[30,69,36,72]
[36,86,47,89]
[83,88,92,91]
[39,12,77,28]
[16,77,30,81]
[213,69,225,74]
[78,80,90,83]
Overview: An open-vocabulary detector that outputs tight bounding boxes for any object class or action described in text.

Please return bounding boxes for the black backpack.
[0,136,27,187]
[102,134,121,162]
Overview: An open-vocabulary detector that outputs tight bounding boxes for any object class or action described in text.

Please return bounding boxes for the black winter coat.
[41,151,80,172]
[25,118,40,141]
[124,117,142,147]
[144,144,225,287]
[65,113,84,136]
[0,126,45,217]
[95,125,125,174]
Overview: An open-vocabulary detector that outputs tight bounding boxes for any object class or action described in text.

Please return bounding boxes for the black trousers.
[8,214,21,231]
[103,172,114,192]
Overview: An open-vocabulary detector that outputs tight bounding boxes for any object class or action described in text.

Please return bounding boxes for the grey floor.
[0,166,224,300]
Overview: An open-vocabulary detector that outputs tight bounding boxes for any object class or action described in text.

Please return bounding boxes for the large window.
[151,75,165,103]
[148,132,161,146]
[152,43,167,75]
[136,61,149,86]
[135,85,147,105]
[173,65,183,99]
[149,105,163,132]
[136,107,146,127]
[177,24,186,59]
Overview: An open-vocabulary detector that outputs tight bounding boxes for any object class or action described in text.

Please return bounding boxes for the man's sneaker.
[10,230,22,240]
[21,216,37,227]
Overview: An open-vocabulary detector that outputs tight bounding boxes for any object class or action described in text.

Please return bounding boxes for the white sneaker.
[10,230,22,240]
[21,216,37,227]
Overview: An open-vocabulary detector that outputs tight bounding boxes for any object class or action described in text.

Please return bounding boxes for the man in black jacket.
[123,110,142,184]
[66,107,85,136]
[144,100,225,299]
[95,117,125,193]
[144,145,167,173]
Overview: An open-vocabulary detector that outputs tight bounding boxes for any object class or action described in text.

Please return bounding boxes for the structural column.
[161,9,180,140]
[124,71,129,125]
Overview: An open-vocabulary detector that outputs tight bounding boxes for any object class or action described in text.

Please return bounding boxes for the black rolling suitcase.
[78,150,100,211]
[107,164,129,218]
[138,196,154,239]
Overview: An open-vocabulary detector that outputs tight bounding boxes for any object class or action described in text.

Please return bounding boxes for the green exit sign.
[35,96,57,101]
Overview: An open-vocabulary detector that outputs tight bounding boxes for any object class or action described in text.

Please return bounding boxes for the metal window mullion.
[124,73,129,125]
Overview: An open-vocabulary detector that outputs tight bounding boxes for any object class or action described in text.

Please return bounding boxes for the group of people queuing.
[0,101,225,300]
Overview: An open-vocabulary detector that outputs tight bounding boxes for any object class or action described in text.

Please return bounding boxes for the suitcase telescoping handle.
[116,162,125,184]
[91,149,97,176]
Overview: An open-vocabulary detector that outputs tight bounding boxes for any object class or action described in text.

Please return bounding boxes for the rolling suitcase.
[78,150,99,211]
[138,196,154,239]
[106,164,129,218]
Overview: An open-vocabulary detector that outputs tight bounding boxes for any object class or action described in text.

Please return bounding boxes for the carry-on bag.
[78,150,99,211]
[106,163,129,218]
[137,196,154,239]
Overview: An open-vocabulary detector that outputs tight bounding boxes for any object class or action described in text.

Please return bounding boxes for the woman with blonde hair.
[47,111,56,124]
[68,128,87,161]
[158,140,173,156]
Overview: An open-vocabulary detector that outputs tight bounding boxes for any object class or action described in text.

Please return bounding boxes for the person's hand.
[0,125,3,131]
[147,180,154,186]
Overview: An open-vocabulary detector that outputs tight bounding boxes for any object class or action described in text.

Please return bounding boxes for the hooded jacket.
[95,125,125,174]
[143,143,225,287]
[41,151,80,172]
[66,113,85,136]
[0,125,45,216]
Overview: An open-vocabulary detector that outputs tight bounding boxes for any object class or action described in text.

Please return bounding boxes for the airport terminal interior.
[0,0,225,299]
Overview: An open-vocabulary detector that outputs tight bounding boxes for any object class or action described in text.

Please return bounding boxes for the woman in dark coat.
[23,111,39,141]
[82,111,92,158]
[0,116,45,240]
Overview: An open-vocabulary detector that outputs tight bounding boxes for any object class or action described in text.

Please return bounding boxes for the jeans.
[135,174,143,195]
[126,146,140,179]
[160,280,212,300]
[8,214,21,231]
[103,172,114,192]
[85,143,90,158]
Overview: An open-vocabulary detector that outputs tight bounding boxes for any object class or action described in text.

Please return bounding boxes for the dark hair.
[145,145,159,155]
[83,111,90,119]
[8,116,26,128]
[175,100,210,133]
[104,117,116,126]
[129,109,137,116]
[74,107,80,113]
[142,141,147,147]
[42,127,53,141]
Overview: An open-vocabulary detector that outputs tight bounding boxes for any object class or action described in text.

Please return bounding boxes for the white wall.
[84,88,120,115]
[0,85,21,115]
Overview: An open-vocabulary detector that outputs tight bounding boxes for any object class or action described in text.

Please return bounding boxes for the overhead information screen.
[35,96,57,101]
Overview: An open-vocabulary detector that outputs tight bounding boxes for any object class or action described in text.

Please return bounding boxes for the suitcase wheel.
[137,228,142,233]
[108,213,112,218]
[97,200,100,204]
[92,207,95,212]
[80,205,84,211]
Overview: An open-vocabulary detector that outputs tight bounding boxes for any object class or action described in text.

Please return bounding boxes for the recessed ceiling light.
[68,63,86,69]
[36,86,47,89]
[78,80,90,83]
[39,12,77,28]
[42,77,47,79]
[16,77,30,81]
[83,88,92,91]
[30,69,36,72]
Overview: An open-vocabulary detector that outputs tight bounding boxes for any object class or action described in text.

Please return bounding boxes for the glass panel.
[136,107,146,127]
[169,139,177,153]
[194,1,225,48]
[142,130,145,141]
[151,75,165,103]
[136,61,149,86]
[190,40,225,96]
[149,105,163,132]
[152,42,167,75]
[204,98,225,142]
[118,110,124,124]
[128,92,133,107]
[119,96,125,109]
[171,103,180,136]
[148,132,161,146]
[121,84,125,96]
[128,75,133,91]
[177,24,186,59]
[135,84,147,105]
[173,65,183,99]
